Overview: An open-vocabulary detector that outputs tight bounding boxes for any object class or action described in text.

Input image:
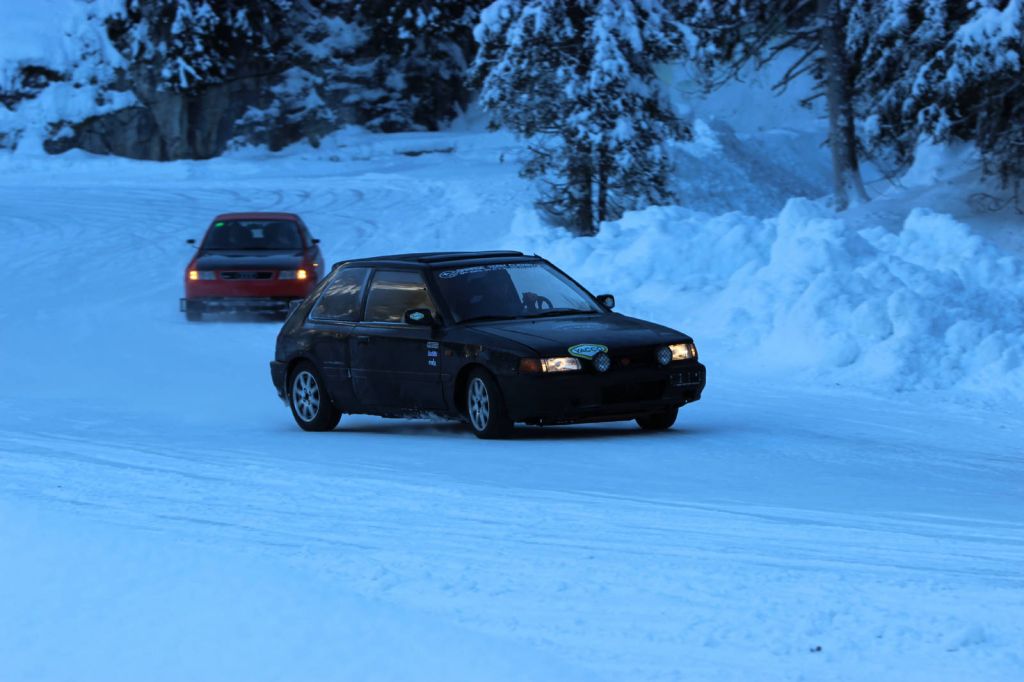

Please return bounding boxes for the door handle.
[356,335,370,344]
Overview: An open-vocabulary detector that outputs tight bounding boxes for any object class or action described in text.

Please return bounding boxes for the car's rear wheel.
[636,407,678,431]
[289,361,341,431]
[466,369,513,439]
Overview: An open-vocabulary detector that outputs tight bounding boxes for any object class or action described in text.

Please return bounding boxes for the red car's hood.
[193,250,305,270]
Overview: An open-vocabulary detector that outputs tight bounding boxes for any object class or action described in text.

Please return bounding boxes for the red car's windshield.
[202,220,303,251]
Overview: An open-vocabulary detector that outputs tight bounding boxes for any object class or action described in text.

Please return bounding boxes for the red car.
[181,212,325,321]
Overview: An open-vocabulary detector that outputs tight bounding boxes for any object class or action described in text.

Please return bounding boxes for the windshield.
[434,262,602,323]
[202,220,303,251]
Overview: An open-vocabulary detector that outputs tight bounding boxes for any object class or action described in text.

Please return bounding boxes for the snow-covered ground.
[1,125,1023,681]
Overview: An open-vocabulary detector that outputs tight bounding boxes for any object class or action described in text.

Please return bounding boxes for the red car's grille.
[220,271,274,280]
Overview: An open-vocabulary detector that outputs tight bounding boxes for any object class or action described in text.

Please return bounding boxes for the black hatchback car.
[270,251,706,438]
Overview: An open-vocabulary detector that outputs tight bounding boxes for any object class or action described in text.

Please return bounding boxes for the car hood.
[193,250,305,270]
[468,313,691,356]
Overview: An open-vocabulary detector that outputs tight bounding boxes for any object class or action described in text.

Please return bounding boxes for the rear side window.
[364,270,436,323]
[310,267,370,322]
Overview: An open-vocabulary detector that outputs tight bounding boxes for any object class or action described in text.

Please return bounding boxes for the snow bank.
[510,199,1024,400]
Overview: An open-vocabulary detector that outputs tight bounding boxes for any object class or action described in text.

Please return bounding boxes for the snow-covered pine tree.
[107,0,290,93]
[850,1,966,176]
[345,0,487,131]
[910,0,1023,205]
[851,1,1023,206]
[473,0,693,235]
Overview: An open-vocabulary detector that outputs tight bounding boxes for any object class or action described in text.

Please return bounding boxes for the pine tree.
[851,1,1023,206]
[107,0,291,93]
[473,0,695,235]
[911,0,1023,204]
[727,0,873,209]
[346,0,487,131]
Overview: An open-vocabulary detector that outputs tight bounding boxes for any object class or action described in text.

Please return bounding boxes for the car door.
[304,266,371,411]
[350,269,444,411]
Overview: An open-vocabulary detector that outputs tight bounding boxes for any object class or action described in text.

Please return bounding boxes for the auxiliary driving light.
[656,346,672,366]
[593,352,611,373]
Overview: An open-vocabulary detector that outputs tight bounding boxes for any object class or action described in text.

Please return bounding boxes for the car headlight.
[189,270,216,281]
[541,356,582,373]
[669,342,697,361]
[280,269,309,280]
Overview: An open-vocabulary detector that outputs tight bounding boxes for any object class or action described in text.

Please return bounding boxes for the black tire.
[636,407,678,431]
[465,368,513,439]
[288,361,341,432]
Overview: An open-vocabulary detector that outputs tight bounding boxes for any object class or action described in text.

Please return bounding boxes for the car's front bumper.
[500,362,706,425]
[182,297,300,313]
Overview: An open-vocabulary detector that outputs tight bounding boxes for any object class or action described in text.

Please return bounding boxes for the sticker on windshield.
[568,343,608,359]
[438,263,536,279]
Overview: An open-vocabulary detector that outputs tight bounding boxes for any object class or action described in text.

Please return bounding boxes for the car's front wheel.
[636,407,678,431]
[289,361,341,431]
[466,369,513,439]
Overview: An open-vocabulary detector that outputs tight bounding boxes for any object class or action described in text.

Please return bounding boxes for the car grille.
[610,347,659,369]
[219,271,274,280]
[601,380,666,404]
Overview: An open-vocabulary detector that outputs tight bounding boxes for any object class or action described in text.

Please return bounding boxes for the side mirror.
[288,299,302,314]
[186,238,196,246]
[312,238,320,244]
[597,294,615,310]
[404,308,436,326]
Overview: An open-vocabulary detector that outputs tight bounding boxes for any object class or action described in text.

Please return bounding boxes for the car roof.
[332,251,540,270]
[212,212,302,222]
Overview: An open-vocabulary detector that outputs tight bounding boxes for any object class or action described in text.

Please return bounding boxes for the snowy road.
[1,138,1023,680]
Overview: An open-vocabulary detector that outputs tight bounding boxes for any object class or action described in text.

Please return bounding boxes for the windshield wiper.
[527,308,595,318]
[459,314,523,323]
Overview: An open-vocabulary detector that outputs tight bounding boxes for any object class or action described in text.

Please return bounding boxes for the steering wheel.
[522,292,553,313]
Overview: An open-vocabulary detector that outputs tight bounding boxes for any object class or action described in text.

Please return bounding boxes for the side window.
[364,270,436,323]
[310,267,369,322]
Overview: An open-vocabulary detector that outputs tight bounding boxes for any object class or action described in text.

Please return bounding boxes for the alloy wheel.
[292,370,320,422]
[468,377,491,431]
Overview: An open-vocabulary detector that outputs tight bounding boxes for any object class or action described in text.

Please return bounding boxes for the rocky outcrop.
[44,71,359,160]
[44,70,266,160]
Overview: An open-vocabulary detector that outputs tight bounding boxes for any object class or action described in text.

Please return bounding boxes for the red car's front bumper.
[184,276,315,300]
[182,275,317,314]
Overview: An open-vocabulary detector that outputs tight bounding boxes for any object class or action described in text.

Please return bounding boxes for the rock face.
[42,70,360,160]
[47,73,266,160]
